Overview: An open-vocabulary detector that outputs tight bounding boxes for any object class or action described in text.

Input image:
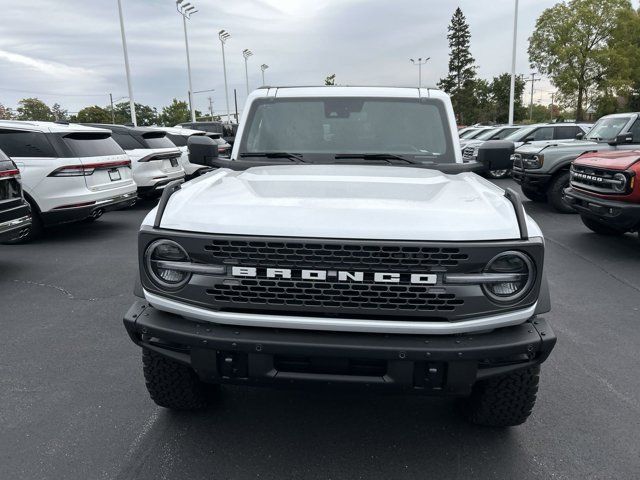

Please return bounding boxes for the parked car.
[157,127,215,179]
[503,122,591,150]
[459,126,494,140]
[0,121,137,242]
[124,86,555,427]
[84,124,185,198]
[564,150,640,236]
[203,132,232,157]
[0,149,31,243]
[512,114,639,212]
[175,121,238,145]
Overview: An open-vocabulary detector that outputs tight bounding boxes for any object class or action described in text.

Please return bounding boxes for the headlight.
[522,155,543,169]
[145,239,191,289]
[482,251,535,304]
[612,173,627,193]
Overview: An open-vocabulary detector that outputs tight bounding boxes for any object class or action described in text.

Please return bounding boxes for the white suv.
[158,127,212,178]
[85,124,185,198]
[0,121,137,242]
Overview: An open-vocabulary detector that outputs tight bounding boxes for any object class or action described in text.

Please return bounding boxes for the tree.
[74,105,112,123]
[528,0,633,121]
[113,101,158,126]
[437,7,477,124]
[489,73,527,123]
[324,74,336,86]
[0,103,14,120]
[158,99,190,126]
[51,103,68,121]
[16,98,54,121]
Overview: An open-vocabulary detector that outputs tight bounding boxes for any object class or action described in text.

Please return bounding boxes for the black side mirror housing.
[476,140,515,171]
[609,132,635,146]
[575,132,584,140]
[187,135,219,166]
[524,136,535,142]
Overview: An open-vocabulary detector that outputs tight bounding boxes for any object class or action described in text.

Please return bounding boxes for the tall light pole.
[260,64,269,86]
[410,58,430,89]
[508,0,519,125]
[116,0,137,126]
[176,0,198,122]
[242,49,253,96]
[219,30,231,124]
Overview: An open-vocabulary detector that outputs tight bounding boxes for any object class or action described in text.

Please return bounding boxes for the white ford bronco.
[124,86,555,427]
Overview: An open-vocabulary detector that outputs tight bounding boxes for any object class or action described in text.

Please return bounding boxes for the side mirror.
[187,135,219,166]
[575,132,584,140]
[610,132,635,146]
[476,140,515,171]
[524,136,535,142]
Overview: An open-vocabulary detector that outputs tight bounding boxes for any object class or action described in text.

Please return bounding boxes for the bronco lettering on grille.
[231,266,438,285]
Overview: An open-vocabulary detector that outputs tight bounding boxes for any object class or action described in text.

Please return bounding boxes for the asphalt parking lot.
[1,178,639,480]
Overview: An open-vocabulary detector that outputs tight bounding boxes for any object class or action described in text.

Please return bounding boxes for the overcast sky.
[0,0,566,115]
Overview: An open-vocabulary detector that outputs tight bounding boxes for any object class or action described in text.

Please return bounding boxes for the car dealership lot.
[1,178,639,480]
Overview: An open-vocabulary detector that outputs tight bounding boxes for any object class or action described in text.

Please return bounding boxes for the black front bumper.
[564,187,640,230]
[123,300,556,395]
[0,201,31,242]
[511,167,552,191]
[42,193,137,227]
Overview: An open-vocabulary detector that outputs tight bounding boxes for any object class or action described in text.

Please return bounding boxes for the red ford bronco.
[564,150,640,236]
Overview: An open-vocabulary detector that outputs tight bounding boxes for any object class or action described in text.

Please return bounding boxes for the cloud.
[0,50,95,79]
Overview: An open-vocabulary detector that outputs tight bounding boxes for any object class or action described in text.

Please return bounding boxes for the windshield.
[142,134,176,149]
[474,128,500,140]
[504,125,538,142]
[584,116,632,141]
[62,133,125,157]
[459,128,479,139]
[239,97,455,164]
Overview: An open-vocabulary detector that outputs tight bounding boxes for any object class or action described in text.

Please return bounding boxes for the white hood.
[145,165,541,241]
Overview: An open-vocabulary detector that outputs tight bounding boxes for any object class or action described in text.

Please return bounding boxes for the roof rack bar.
[154,179,185,228]
[504,188,528,240]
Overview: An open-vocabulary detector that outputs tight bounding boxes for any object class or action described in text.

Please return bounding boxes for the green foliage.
[51,103,68,121]
[437,7,477,124]
[73,105,112,123]
[0,103,14,120]
[113,101,158,126]
[528,0,634,121]
[324,74,336,86]
[490,74,527,123]
[158,98,190,126]
[16,98,54,121]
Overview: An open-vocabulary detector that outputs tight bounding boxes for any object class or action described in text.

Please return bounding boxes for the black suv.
[0,149,31,243]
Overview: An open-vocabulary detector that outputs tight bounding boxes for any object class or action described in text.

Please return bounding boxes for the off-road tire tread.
[463,366,540,427]
[142,348,210,410]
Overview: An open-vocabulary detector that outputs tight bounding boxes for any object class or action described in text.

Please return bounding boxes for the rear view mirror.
[610,132,635,146]
[476,140,515,171]
[187,135,219,166]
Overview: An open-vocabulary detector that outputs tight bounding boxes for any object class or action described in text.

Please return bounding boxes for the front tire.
[580,215,625,236]
[462,366,540,427]
[142,348,214,410]
[547,172,575,213]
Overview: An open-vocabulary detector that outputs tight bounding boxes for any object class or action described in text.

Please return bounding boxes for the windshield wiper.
[240,152,305,162]
[334,153,414,163]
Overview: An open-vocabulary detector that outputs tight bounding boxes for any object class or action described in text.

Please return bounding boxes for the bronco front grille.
[205,239,469,271]
[570,165,629,194]
[207,279,464,314]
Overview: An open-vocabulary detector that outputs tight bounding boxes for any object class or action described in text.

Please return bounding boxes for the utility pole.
[508,0,519,125]
[524,72,541,121]
[219,30,231,124]
[410,57,430,88]
[116,0,137,126]
[109,93,115,124]
[550,92,556,122]
[208,96,213,120]
[234,89,238,122]
[176,0,198,122]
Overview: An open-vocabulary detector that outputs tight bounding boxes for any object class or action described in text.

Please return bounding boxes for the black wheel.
[2,200,43,244]
[521,185,546,203]
[487,169,510,179]
[580,215,625,236]
[142,348,215,410]
[462,366,540,427]
[547,172,575,213]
